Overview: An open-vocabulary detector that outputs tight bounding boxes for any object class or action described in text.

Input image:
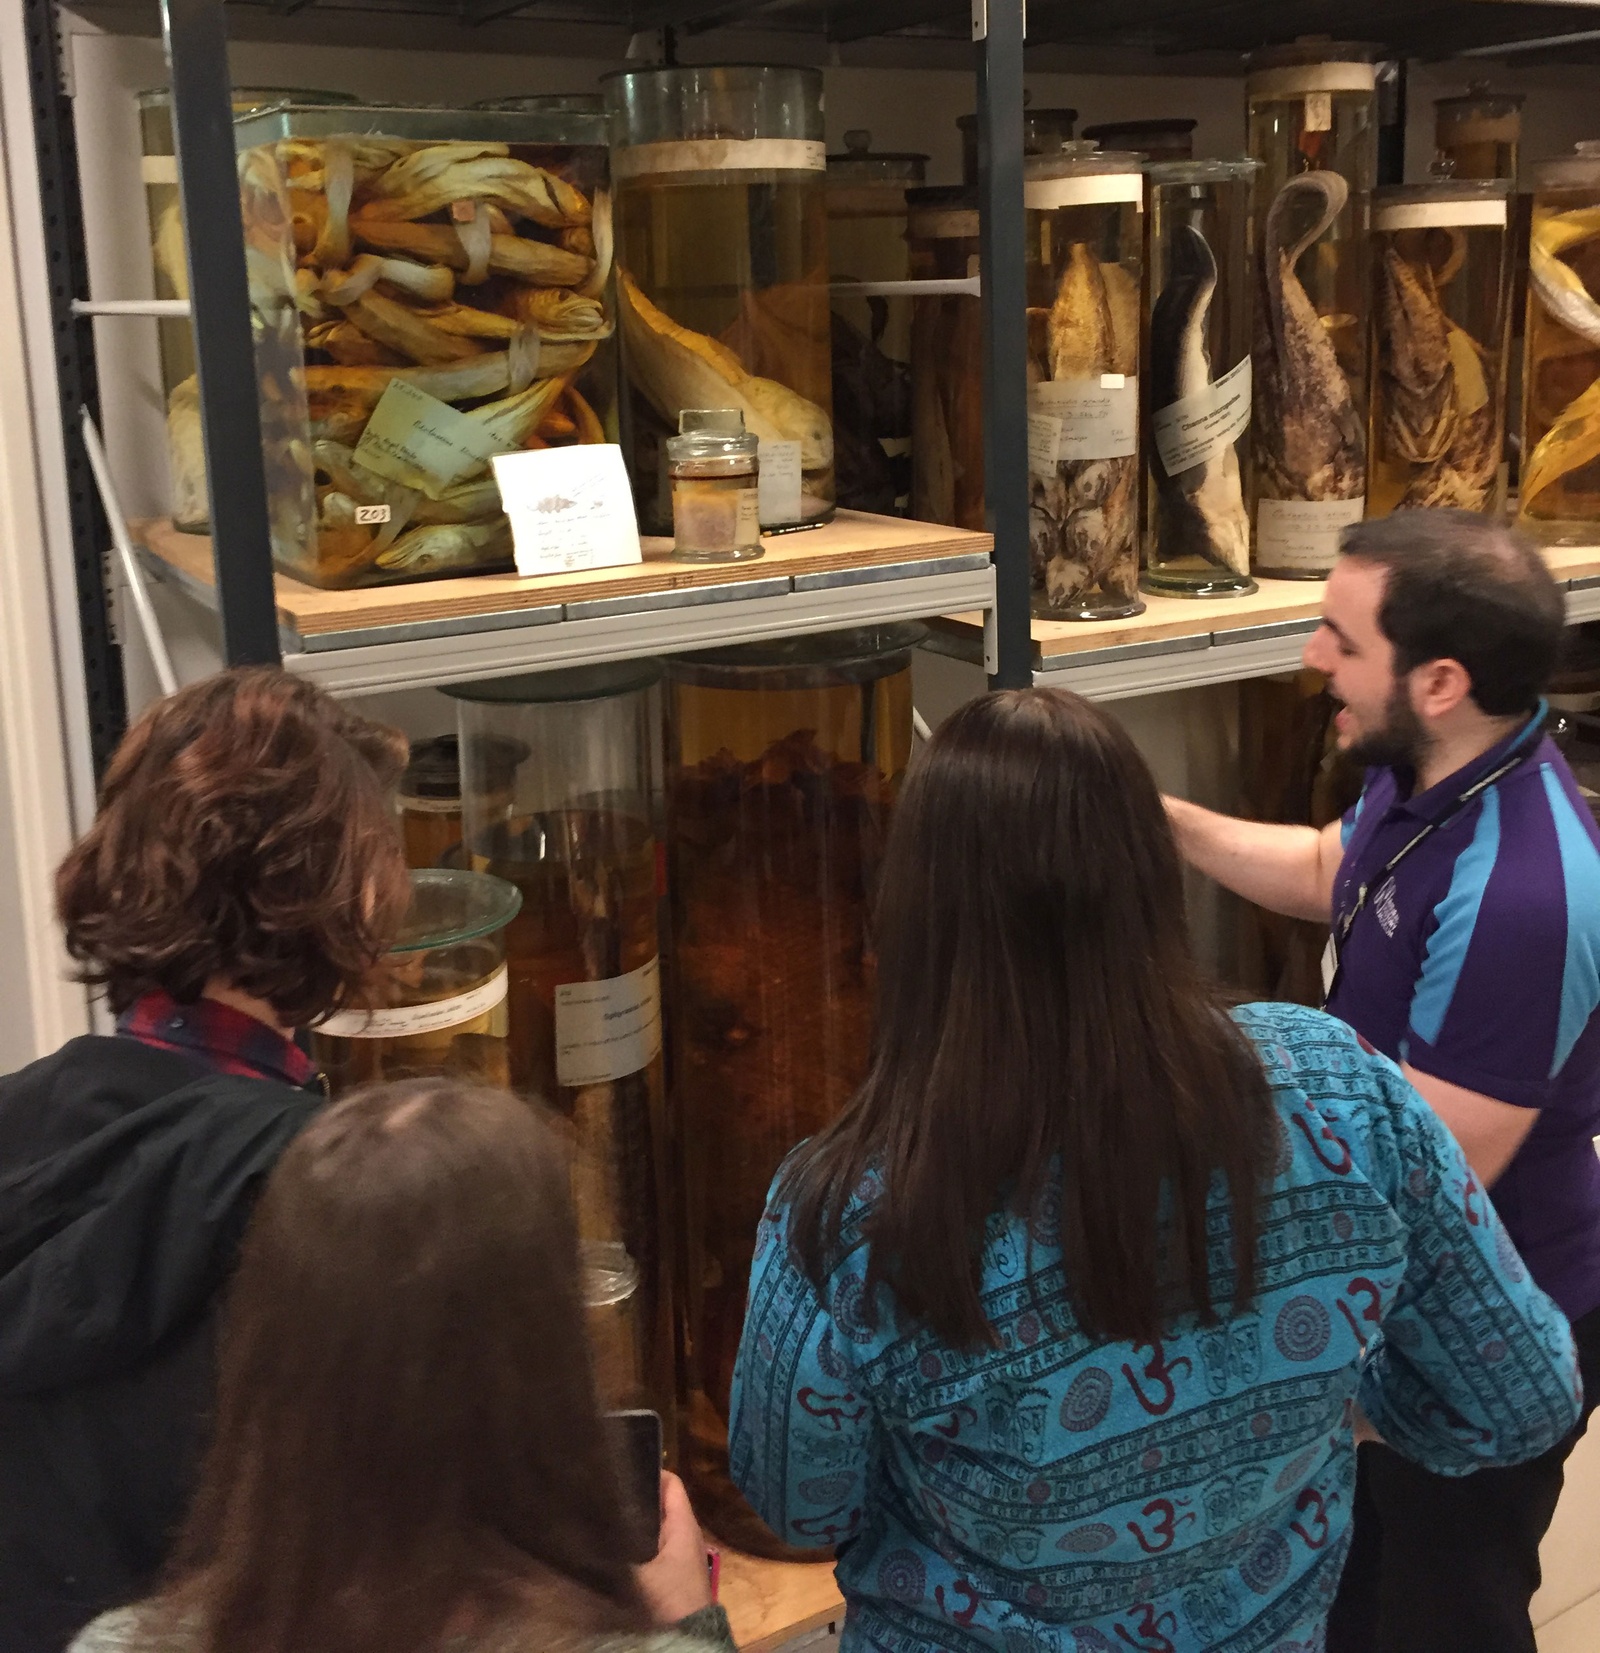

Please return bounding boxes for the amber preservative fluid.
[311,868,520,1093]
[395,733,525,870]
[666,627,919,1556]
[234,99,616,589]
[1247,42,1377,577]
[1368,179,1513,518]
[1434,85,1523,183]
[450,664,674,1427]
[139,87,357,534]
[826,131,927,515]
[1025,146,1146,620]
[606,65,834,534]
[908,186,984,530]
[667,409,763,561]
[1520,144,1600,545]
[1143,159,1259,597]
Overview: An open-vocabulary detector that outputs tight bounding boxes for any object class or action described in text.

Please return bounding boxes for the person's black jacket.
[0,1036,321,1653]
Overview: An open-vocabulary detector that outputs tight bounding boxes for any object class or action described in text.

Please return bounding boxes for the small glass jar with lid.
[1369,177,1513,518]
[667,409,762,561]
[1435,84,1523,182]
[1082,119,1198,163]
[1143,159,1259,597]
[311,867,520,1094]
[396,733,527,869]
[1024,145,1145,620]
[907,185,984,530]
[1520,142,1600,544]
[827,130,927,515]
[1247,39,1377,578]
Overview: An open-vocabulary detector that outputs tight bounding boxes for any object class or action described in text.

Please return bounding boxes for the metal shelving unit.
[24,0,1600,742]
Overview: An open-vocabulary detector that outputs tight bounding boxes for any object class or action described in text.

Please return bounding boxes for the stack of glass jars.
[450,663,672,1423]
[665,626,920,1554]
[826,131,927,515]
[606,64,834,533]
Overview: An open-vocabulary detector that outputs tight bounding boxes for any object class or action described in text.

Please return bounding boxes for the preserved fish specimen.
[1144,160,1257,596]
[607,65,833,532]
[1520,144,1600,543]
[668,628,918,1555]
[1025,148,1144,619]
[1248,43,1376,577]
[1369,181,1512,516]
[236,101,615,588]
[907,187,984,530]
[311,869,519,1093]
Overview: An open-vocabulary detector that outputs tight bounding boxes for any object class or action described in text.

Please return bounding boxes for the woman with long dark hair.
[68,1079,731,1653]
[730,687,1580,1653]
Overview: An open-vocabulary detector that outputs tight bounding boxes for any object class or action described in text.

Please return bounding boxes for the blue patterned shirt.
[729,1003,1581,1653]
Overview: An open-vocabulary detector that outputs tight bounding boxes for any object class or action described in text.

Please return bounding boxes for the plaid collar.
[117,988,318,1089]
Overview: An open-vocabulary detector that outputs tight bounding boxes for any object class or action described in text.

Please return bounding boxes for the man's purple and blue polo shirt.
[1329,703,1600,1324]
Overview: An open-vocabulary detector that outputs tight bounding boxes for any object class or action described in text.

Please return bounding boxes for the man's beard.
[1343,677,1430,772]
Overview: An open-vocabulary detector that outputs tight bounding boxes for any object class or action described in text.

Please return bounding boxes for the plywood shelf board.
[134,514,993,640]
[718,1548,843,1653]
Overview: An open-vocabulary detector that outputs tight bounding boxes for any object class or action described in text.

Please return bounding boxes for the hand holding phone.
[635,1471,715,1626]
[607,1409,663,1565]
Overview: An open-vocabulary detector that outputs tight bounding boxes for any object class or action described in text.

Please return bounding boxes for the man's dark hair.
[1339,510,1565,716]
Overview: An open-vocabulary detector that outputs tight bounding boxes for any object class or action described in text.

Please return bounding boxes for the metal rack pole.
[160,0,282,666]
[975,0,1031,690]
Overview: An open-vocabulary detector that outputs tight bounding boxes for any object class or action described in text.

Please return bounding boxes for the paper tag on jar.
[1028,413,1064,477]
[315,965,508,1040]
[555,956,663,1088]
[492,444,643,578]
[1153,356,1252,478]
[354,378,500,499]
[1031,375,1139,462]
[757,439,804,525]
[1304,91,1333,133]
[1255,496,1365,573]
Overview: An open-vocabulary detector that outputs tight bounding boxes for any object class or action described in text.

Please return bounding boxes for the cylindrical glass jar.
[827,131,927,516]
[1143,159,1259,597]
[584,1239,645,1410]
[667,625,920,1555]
[959,106,1077,185]
[1520,143,1600,545]
[1025,146,1145,620]
[139,87,357,534]
[311,868,520,1093]
[907,186,984,530]
[1435,85,1523,182]
[1369,179,1513,517]
[396,733,526,869]
[1082,119,1198,163]
[1247,42,1377,578]
[606,65,833,534]
[667,409,762,560]
[233,99,616,589]
[449,662,674,1439]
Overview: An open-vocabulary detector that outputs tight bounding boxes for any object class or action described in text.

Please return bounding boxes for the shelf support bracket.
[160,0,282,667]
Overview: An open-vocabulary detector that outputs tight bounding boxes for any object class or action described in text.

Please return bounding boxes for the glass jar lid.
[827,129,928,184]
[139,85,358,115]
[669,622,927,688]
[1533,141,1600,192]
[1082,118,1198,153]
[582,1240,640,1308]
[666,407,758,467]
[444,659,665,705]
[1146,157,1260,187]
[389,868,522,953]
[1247,37,1377,95]
[1436,82,1524,122]
[1026,143,1145,180]
[470,93,605,113]
[603,63,824,148]
[399,733,529,802]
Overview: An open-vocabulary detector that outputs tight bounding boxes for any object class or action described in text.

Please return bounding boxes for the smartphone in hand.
[606,1408,663,1565]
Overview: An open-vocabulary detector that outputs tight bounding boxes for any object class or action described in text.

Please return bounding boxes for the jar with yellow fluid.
[667,409,762,560]
[311,868,519,1093]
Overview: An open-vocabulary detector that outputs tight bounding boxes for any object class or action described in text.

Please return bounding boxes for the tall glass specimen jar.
[1520,144,1600,545]
[907,185,984,530]
[1025,146,1145,620]
[606,65,834,534]
[311,868,520,1093]
[450,664,673,1428]
[1434,85,1523,182]
[666,626,920,1555]
[1143,159,1259,597]
[1369,179,1513,517]
[827,131,926,515]
[1247,42,1377,578]
[140,87,356,533]
[234,99,616,589]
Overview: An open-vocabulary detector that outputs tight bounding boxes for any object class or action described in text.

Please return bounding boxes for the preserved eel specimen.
[1148,222,1250,573]
[1524,206,1600,515]
[1254,171,1366,504]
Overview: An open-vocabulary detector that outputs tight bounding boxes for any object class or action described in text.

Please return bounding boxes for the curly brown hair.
[57,667,412,1024]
